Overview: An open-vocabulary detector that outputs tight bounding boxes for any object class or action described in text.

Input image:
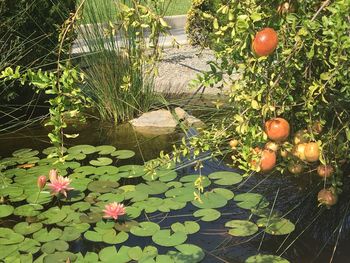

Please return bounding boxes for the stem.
[33,190,41,204]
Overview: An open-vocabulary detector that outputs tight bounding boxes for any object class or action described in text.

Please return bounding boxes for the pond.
[0,121,349,263]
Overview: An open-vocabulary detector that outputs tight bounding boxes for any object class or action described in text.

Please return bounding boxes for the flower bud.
[37,176,47,190]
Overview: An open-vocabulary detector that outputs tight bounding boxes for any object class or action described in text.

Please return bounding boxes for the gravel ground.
[154,45,222,96]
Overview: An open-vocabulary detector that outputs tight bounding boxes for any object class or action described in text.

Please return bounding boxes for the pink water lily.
[103,202,126,220]
[47,169,74,197]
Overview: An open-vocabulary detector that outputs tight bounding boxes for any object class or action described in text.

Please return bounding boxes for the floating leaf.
[165,187,195,202]
[68,145,96,154]
[84,230,103,242]
[173,244,205,263]
[26,191,52,205]
[192,192,227,209]
[158,198,186,212]
[111,150,135,159]
[130,222,160,237]
[114,220,139,232]
[208,171,242,186]
[0,244,18,260]
[136,181,169,195]
[75,252,99,262]
[95,166,119,175]
[245,254,290,263]
[43,251,77,263]
[90,157,113,166]
[38,207,67,225]
[0,228,24,245]
[60,226,81,242]
[125,206,141,219]
[139,246,158,262]
[234,193,269,210]
[88,181,119,193]
[96,145,116,155]
[152,230,187,247]
[128,246,143,261]
[99,246,131,263]
[103,230,129,244]
[225,220,258,237]
[80,212,102,224]
[193,208,221,222]
[18,238,41,254]
[212,188,234,200]
[71,201,91,212]
[13,222,42,236]
[0,205,14,218]
[41,240,69,254]
[180,175,211,188]
[171,221,200,234]
[118,165,145,177]
[33,228,62,243]
[14,204,43,217]
[257,218,295,235]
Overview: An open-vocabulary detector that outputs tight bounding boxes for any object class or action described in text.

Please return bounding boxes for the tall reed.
[77,0,168,123]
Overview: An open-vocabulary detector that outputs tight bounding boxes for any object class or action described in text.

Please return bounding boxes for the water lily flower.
[47,169,74,197]
[103,202,126,220]
[37,175,47,190]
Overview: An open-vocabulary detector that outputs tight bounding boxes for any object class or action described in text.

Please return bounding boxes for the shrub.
[186,0,224,47]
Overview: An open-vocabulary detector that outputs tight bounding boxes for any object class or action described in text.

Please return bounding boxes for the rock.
[184,115,205,128]
[174,107,189,120]
[129,109,178,135]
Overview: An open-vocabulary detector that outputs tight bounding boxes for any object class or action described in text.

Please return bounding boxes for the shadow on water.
[1,121,350,262]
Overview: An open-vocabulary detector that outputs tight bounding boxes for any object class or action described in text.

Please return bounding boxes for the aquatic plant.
[47,169,74,198]
[0,144,294,262]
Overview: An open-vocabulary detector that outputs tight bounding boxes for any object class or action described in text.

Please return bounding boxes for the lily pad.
[125,206,142,219]
[225,220,259,237]
[257,218,295,235]
[128,246,143,261]
[212,188,234,200]
[80,212,103,224]
[96,145,117,155]
[60,226,81,242]
[99,246,131,263]
[130,222,160,237]
[43,251,77,263]
[90,157,113,166]
[152,230,187,247]
[180,175,211,188]
[88,181,119,193]
[158,198,186,212]
[14,204,43,217]
[191,192,227,209]
[41,240,69,254]
[193,208,221,222]
[68,145,96,155]
[136,181,169,195]
[95,166,119,175]
[33,228,62,243]
[245,254,290,263]
[171,221,200,235]
[102,230,129,244]
[111,150,135,159]
[234,193,269,210]
[0,228,24,245]
[13,222,43,235]
[0,205,14,218]
[38,207,67,225]
[75,252,99,262]
[165,187,196,202]
[208,171,242,186]
[18,238,41,254]
[173,244,205,263]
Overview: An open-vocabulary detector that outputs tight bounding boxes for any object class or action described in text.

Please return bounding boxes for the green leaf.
[14,204,43,217]
[41,240,69,254]
[152,230,187,247]
[60,226,81,242]
[173,244,205,262]
[68,145,96,154]
[33,228,62,243]
[257,218,295,235]
[111,150,135,159]
[130,222,160,237]
[208,171,242,186]
[191,192,227,209]
[96,145,116,155]
[88,181,119,193]
[0,205,14,218]
[234,193,269,210]
[171,221,200,235]
[89,157,113,166]
[193,208,221,222]
[225,220,258,237]
[13,222,42,235]
[0,228,24,245]
[245,254,290,263]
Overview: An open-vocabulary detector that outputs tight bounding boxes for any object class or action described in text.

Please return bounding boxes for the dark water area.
[1,121,350,263]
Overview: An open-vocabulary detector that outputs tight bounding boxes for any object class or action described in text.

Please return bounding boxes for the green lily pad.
[26,191,52,205]
[68,145,96,154]
[158,198,186,212]
[96,145,117,155]
[99,246,131,263]
[43,251,77,263]
[124,190,148,202]
[234,193,269,210]
[60,226,81,242]
[18,238,41,254]
[245,254,290,263]
[225,220,259,237]
[41,240,69,254]
[38,207,67,225]
[88,181,119,193]
[111,150,135,159]
[118,165,145,177]
[208,171,242,186]
[180,175,211,188]
[103,230,129,244]
[152,230,187,247]
[74,166,97,176]
[125,206,142,219]
[75,252,99,262]
[0,228,24,245]
[212,188,234,200]
[14,204,43,217]
[193,208,221,222]
[130,222,160,237]
[95,166,119,175]
[65,152,86,161]
[191,192,227,209]
[33,228,63,243]
[80,212,103,224]
[98,193,124,203]
[257,218,295,235]
[173,244,205,263]
[0,205,14,218]
[165,187,195,202]
[139,246,158,262]
[0,244,20,260]
[136,181,169,195]
[71,201,91,212]
[13,148,39,158]
[84,230,103,242]
[13,222,43,235]
[171,221,200,235]
[114,220,139,232]
[128,246,143,261]
[90,157,113,166]
[0,185,23,198]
